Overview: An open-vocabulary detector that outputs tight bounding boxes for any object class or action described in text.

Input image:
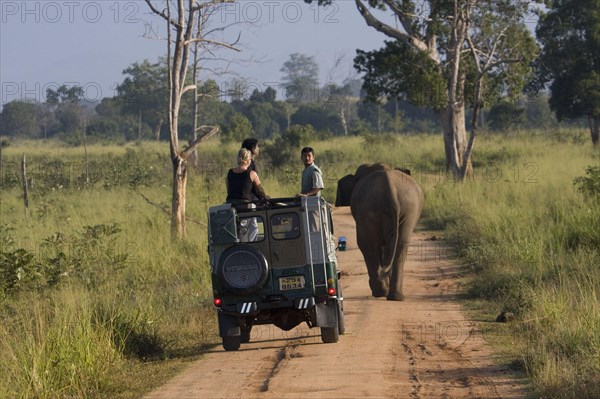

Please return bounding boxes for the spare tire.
[218,244,269,294]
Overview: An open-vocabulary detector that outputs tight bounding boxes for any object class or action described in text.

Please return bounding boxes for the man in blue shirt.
[298,147,324,197]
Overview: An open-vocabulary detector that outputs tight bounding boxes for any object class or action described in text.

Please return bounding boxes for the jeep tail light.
[213,298,222,306]
[327,287,336,296]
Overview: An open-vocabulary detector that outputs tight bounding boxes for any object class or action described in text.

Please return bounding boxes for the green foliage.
[487,101,526,131]
[535,0,600,130]
[0,100,42,138]
[116,59,168,136]
[573,166,600,198]
[423,135,599,398]
[362,133,397,147]
[280,53,320,103]
[354,40,446,108]
[0,223,128,298]
[221,112,253,143]
[291,104,340,134]
[0,147,166,192]
[264,125,316,167]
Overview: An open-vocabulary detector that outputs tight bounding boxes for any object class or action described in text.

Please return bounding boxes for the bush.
[263,124,316,167]
[574,166,600,198]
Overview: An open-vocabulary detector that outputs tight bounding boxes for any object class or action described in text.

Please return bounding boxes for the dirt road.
[145,208,528,399]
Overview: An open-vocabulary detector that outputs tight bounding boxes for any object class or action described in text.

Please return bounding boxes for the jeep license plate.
[279,276,305,290]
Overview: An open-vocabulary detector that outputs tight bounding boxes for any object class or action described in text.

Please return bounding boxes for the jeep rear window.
[238,216,264,242]
[271,214,300,240]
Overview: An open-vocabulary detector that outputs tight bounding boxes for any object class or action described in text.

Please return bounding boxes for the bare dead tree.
[144,0,240,239]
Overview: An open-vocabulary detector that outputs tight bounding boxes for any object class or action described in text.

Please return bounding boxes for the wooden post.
[21,154,29,218]
[83,117,89,185]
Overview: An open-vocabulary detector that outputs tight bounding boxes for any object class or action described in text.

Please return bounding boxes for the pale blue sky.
[0,0,392,107]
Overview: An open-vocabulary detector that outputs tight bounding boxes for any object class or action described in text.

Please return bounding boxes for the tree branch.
[138,192,206,226]
[185,37,242,51]
[181,126,219,158]
[144,0,181,28]
[354,0,431,56]
[181,84,198,96]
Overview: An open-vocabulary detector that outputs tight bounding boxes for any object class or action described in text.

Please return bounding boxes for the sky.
[0,0,395,107]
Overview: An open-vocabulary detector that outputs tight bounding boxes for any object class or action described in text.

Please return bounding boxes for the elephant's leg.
[366,254,388,297]
[387,218,418,301]
[356,223,388,297]
[386,240,408,301]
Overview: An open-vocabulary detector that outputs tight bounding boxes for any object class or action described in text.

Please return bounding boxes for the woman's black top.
[226,169,253,203]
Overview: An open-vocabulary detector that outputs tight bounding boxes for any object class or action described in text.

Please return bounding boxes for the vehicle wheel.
[222,335,241,351]
[337,300,345,335]
[321,305,340,344]
[240,325,252,343]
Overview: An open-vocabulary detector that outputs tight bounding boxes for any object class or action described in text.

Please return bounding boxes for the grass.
[0,129,598,398]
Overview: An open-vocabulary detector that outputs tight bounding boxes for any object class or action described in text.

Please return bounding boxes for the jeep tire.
[337,299,345,335]
[222,335,241,351]
[320,302,340,344]
[240,324,252,343]
[218,244,269,294]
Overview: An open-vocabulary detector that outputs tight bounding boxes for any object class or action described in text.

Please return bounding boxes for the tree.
[280,53,320,103]
[322,81,360,136]
[310,0,539,179]
[487,101,526,132]
[523,94,558,130]
[117,60,168,141]
[88,97,141,141]
[46,85,84,105]
[145,0,238,239]
[46,85,86,140]
[221,112,252,143]
[0,101,40,138]
[535,0,600,145]
[291,103,340,134]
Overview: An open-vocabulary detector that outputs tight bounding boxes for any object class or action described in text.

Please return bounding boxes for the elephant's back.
[350,170,395,211]
[350,169,423,214]
[388,169,424,212]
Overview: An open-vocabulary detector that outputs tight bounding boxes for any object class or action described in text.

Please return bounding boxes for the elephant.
[336,163,423,301]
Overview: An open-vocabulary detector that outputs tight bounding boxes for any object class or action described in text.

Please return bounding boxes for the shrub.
[263,124,316,167]
[573,166,600,198]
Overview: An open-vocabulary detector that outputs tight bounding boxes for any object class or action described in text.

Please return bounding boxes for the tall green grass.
[424,133,599,398]
[0,130,597,397]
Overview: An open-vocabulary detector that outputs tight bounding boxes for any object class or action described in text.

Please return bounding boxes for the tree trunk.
[154,118,163,141]
[590,116,599,146]
[442,99,471,178]
[171,155,187,240]
[441,7,473,180]
[339,107,348,136]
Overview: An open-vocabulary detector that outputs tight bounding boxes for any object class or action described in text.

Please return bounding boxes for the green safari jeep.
[207,196,345,351]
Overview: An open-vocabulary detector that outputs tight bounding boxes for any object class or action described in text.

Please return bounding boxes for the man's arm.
[298,187,322,197]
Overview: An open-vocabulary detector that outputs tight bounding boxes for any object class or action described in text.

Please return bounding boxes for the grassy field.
[0,130,598,398]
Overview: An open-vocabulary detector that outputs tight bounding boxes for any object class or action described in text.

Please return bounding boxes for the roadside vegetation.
[0,129,598,398]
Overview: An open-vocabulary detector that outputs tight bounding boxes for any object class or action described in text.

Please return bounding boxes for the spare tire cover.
[218,244,269,294]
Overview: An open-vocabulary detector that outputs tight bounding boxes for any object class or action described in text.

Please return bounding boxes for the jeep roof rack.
[230,197,303,213]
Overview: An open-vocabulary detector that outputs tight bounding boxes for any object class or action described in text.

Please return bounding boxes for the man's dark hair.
[242,138,259,153]
[301,146,314,155]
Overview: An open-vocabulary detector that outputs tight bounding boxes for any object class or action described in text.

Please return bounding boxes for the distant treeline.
[0,59,586,145]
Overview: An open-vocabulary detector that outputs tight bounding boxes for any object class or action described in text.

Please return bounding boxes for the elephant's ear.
[335,175,354,207]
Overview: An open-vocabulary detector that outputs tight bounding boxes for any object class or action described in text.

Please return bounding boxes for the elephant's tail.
[380,173,400,268]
